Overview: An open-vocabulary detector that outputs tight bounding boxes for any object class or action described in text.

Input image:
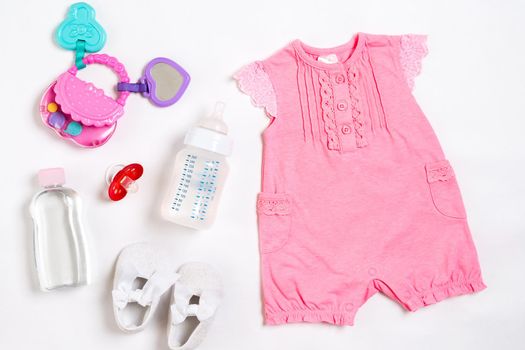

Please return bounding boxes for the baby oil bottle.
[161,102,233,229]
[30,168,90,290]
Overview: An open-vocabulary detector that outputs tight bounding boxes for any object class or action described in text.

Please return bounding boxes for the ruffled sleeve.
[398,34,428,90]
[234,61,277,117]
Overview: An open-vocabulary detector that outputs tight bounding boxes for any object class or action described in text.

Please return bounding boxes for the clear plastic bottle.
[161,102,233,229]
[30,168,91,290]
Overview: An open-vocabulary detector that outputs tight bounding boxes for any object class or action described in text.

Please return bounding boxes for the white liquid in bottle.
[161,102,233,229]
[30,168,90,290]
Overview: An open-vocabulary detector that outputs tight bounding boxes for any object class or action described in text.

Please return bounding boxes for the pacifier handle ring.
[105,164,125,185]
[68,54,131,106]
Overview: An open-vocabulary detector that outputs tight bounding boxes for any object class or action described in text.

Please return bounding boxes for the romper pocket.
[425,160,467,219]
[256,193,292,254]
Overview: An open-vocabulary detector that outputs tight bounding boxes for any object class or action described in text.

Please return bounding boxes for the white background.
[1,0,524,349]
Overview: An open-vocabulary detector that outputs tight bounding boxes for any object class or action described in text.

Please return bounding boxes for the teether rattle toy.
[106,163,144,201]
[39,3,190,148]
[40,54,130,147]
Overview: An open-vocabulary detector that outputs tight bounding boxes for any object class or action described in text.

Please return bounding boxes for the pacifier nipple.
[119,175,139,193]
[106,163,144,201]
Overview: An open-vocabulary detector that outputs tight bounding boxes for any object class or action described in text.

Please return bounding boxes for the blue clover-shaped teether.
[55,2,106,52]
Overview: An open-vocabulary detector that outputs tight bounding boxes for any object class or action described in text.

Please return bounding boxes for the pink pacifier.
[40,54,130,148]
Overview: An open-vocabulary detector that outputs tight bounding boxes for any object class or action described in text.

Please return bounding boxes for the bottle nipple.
[198,102,228,134]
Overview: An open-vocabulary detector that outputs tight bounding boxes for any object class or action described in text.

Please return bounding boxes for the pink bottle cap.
[38,168,66,187]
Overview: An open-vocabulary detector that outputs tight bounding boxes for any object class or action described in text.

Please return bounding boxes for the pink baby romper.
[235,33,486,326]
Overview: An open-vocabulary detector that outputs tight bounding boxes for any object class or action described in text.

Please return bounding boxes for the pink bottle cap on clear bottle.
[38,168,66,187]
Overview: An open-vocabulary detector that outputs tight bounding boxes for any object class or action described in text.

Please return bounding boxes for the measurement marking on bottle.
[171,154,196,211]
[190,160,220,221]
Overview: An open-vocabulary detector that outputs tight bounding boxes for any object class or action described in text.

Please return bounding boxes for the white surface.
[1,0,524,349]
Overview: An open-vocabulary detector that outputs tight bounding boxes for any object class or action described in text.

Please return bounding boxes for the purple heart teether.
[117,57,190,107]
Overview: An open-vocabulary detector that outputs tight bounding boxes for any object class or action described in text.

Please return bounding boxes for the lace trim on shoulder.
[318,71,340,151]
[399,35,428,90]
[234,62,277,117]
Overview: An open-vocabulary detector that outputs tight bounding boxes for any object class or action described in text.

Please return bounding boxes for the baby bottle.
[161,102,233,229]
[30,168,91,291]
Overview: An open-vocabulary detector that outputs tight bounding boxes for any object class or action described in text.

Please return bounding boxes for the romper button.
[344,302,354,311]
[335,74,346,84]
[341,124,352,135]
[368,267,377,276]
[336,100,348,111]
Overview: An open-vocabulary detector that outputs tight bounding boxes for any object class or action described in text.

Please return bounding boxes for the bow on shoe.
[112,288,150,309]
[112,270,180,310]
[170,288,221,325]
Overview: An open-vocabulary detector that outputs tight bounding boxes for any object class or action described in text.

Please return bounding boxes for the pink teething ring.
[54,54,130,127]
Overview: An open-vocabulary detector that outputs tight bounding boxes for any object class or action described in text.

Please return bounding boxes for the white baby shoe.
[112,242,179,333]
[167,262,222,350]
